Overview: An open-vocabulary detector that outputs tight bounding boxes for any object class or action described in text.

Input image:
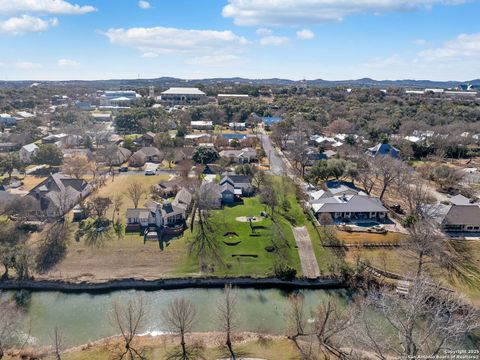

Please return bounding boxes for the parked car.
[119,166,129,172]
[145,169,156,176]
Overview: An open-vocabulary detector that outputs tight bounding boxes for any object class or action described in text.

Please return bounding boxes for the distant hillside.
[0,77,479,90]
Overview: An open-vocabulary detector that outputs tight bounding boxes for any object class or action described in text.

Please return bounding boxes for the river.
[2,288,351,347]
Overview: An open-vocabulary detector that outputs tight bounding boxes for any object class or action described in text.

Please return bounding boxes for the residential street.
[259,133,287,175]
[292,226,321,279]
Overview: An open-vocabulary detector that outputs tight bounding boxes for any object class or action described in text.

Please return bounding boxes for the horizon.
[0,1,479,81]
[1,75,478,84]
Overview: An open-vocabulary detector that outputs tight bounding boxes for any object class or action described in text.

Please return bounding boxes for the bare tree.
[162,297,197,360]
[397,180,436,218]
[216,285,240,359]
[50,326,65,360]
[404,220,479,282]
[127,181,146,209]
[189,182,223,268]
[286,294,355,360]
[375,156,408,201]
[355,276,480,358]
[61,154,93,179]
[0,299,23,359]
[109,297,149,360]
[112,194,124,223]
[259,180,277,216]
[355,156,379,195]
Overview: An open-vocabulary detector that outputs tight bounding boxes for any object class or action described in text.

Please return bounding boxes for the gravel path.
[292,226,321,279]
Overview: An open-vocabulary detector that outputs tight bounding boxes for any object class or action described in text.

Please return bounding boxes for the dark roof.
[443,205,480,226]
[220,182,235,194]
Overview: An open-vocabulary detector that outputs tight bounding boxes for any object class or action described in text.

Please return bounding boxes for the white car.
[144,169,156,176]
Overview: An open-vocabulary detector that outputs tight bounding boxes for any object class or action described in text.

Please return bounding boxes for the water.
[2,288,350,347]
[355,221,379,227]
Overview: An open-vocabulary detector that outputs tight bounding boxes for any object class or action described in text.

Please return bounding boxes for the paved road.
[292,226,321,279]
[259,134,287,175]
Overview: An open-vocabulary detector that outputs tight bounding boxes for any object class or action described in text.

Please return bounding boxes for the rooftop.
[162,87,206,96]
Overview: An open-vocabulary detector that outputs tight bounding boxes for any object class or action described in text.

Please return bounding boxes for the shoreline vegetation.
[4,332,301,360]
[0,276,345,293]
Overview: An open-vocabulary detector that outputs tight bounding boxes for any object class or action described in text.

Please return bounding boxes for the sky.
[0,0,480,81]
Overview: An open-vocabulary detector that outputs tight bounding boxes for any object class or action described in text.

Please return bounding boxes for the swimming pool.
[355,221,380,227]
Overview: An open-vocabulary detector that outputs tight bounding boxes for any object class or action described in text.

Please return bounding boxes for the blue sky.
[0,0,479,81]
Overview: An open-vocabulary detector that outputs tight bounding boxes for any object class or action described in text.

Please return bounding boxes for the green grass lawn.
[179,196,302,277]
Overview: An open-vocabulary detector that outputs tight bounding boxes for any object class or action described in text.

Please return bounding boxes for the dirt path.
[292,226,320,279]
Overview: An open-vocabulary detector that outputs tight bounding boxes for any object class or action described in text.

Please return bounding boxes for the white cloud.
[256,27,272,36]
[259,35,290,46]
[0,15,58,35]
[296,29,315,40]
[419,33,480,61]
[15,61,42,69]
[222,0,469,26]
[0,0,96,15]
[413,39,427,45]
[57,58,79,67]
[103,26,249,59]
[138,1,151,10]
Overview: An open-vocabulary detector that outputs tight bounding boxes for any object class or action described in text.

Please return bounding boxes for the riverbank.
[0,276,345,293]
[5,332,302,360]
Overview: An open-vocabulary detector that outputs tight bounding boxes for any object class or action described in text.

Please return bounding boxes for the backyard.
[180,196,302,277]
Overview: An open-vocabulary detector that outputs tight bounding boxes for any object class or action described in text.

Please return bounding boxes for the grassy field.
[35,173,193,282]
[180,196,302,277]
[96,173,171,219]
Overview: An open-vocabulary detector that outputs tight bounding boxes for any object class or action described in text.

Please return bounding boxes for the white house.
[191,121,213,130]
[228,122,246,131]
[19,143,39,163]
[160,87,206,105]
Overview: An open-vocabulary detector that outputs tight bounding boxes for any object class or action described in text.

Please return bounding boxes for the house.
[366,143,400,158]
[220,182,235,203]
[91,112,112,122]
[191,121,213,130]
[99,91,141,106]
[262,116,282,130]
[305,149,337,166]
[160,87,207,106]
[154,178,184,198]
[219,147,257,164]
[174,187,193,213]
[228,122,246,131]
[184,133,211,145]
[0,114,17,127]
[135,132,156,147]
[430,195,480,233]
[310,135,343,148]
[42,133,69,144]
[100,147,131,166]
[126,187,193,231]
[220,175,254,196]
[126,208,151,229]
[19,143,39,163]
[309,182,388,222]
[26,173,91,219]
[16,111,35,119]
[130,147,164,167]
[0,143,21,152]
